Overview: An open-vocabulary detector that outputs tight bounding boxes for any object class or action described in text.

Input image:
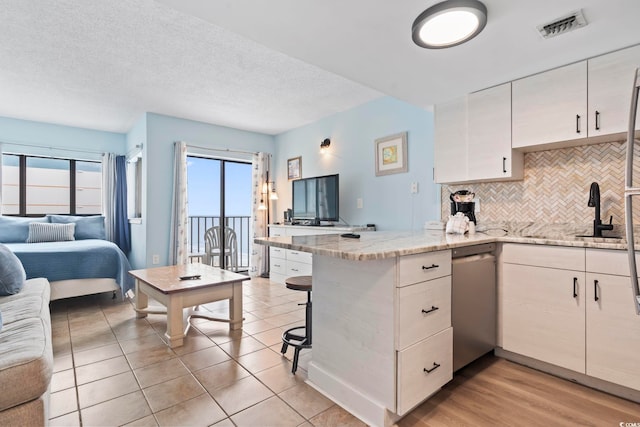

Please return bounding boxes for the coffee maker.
[450,190,477,224]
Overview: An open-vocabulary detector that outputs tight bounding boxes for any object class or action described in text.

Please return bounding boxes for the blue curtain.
[114,156,131,253]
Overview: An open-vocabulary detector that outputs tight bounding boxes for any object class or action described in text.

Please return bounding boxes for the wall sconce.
[320,138,331,153]
[258,171,278,212]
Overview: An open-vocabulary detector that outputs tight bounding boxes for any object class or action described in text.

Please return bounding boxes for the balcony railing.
[188,215,251,271]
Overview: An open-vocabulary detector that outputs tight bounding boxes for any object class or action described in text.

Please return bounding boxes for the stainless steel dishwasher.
[451,243,496,372]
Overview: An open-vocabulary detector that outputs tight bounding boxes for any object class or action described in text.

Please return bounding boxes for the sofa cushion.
[0,278,52,413]
[48,215,106,240]
[0,244,26,296]
[26,222,75,243]
[0,216,49,243]
[0,319,52,412]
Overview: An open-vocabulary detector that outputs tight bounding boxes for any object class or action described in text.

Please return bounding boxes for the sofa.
[0,241,53,425]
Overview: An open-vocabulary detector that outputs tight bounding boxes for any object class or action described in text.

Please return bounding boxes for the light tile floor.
[48,277,366,427]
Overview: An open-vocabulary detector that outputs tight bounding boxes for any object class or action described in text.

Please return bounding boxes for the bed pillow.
[0,216,49,243]
[26,223,75,243]
[0,243,26,296]
[48,215,106,240]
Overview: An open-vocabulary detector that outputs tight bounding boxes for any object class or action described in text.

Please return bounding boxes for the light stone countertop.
[255,221,632,261]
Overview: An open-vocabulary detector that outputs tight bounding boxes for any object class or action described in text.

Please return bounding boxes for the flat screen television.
[291,174,339,224]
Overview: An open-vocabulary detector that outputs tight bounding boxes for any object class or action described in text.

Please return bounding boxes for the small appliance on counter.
[283,209,293,224]
[450,190,476,224]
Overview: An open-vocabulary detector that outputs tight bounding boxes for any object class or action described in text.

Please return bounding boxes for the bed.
[0,215,134,300]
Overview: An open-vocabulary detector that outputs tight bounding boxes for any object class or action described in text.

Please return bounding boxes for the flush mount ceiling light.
[412,0,487,49]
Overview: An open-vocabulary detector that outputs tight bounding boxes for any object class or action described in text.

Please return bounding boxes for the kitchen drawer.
[502,243,585,271]
[397,327,453,415]
[287,249,312,264]
[270,247,286,260]
[398,250,451,287]
[271,259,287,276]
[287,260,312,277]
[269,227,285,237]
[586,248,640,276]
[396,276,451,350]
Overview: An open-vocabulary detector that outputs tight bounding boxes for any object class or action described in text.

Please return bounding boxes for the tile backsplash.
[441,140,640,227]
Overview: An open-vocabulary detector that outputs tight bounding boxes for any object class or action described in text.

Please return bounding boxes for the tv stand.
[267,224,370,285]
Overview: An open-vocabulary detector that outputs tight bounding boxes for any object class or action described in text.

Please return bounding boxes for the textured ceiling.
[0,0,382,134]
[159,0,640,111]
[2,1,640,136]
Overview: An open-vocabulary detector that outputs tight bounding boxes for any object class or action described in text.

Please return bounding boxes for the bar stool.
[281,275,312,374]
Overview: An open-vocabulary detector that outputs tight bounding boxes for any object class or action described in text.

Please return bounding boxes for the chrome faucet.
[588,182,614,237]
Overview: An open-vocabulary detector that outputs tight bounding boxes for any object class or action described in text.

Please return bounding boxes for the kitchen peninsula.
[255,226,640,427]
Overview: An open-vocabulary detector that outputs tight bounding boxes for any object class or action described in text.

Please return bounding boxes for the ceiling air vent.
[536,10,587,39]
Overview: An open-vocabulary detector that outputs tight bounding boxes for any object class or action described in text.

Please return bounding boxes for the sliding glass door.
[187,156,251,271]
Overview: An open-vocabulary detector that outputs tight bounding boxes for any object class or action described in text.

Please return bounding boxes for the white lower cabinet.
[502,262,586,373]
[585,249,640,391]
[397,327,453,415]
[501,244,640,392]
[395,251,452,416]
[268,225,340,284]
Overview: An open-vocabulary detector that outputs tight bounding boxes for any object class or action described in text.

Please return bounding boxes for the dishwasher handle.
[451,253,495,265]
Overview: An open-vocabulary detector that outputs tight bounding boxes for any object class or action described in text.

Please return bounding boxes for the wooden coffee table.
[128,263,246,348]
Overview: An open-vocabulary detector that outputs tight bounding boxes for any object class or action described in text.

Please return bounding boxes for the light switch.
[357,198,363,209]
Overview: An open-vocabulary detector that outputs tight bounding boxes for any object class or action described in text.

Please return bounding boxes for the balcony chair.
[203,226,238,272]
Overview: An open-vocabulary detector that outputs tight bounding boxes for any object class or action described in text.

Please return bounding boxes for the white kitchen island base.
[306,253,453,427]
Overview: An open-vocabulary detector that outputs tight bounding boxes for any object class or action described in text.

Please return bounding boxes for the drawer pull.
[573,277,578,298]
[423,362,441,374]
[421,306,439,315]
[274,264,281,267]
[291,268,299,272]
[594,279,599,302]
[422,264,439,270]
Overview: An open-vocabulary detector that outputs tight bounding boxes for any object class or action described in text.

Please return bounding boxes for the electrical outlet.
[125,289,135,299]
[473,198,480,213]
[410,182,419,194]
[357,198,363,209]
[152,254,159,265]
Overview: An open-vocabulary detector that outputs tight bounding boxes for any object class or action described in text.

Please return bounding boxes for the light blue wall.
[136,113,275,268]
[273,97,439,231]
[126,115,147,269]
[0,116,126,160]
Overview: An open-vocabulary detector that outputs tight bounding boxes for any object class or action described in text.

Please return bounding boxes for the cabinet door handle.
[421,306,439,315]
[595,110,601,130]
[502,157,507,173]
[422,264,439,270]
[424,362,441,374]
[594,279,599,301]
[576,115,581,133]
[573,277,578,298]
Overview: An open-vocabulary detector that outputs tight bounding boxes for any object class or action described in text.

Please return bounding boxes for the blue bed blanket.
[6,239,134,295]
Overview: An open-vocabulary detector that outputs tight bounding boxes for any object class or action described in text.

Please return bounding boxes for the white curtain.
[169,141,189,265]
[102,152,116,241]
[249,152,269,277]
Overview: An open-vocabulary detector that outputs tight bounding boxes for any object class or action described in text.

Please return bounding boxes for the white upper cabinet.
[512,61,588,149]
[434,97,467,184]
[467,83,523,181]
[435,85,523,184]
[588,44,640,137]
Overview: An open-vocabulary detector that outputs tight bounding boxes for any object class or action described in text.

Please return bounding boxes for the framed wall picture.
[375,132,408,176]
[287,156,302,180]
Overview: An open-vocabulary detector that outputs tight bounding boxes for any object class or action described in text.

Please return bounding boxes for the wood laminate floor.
[398,355,640,427]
